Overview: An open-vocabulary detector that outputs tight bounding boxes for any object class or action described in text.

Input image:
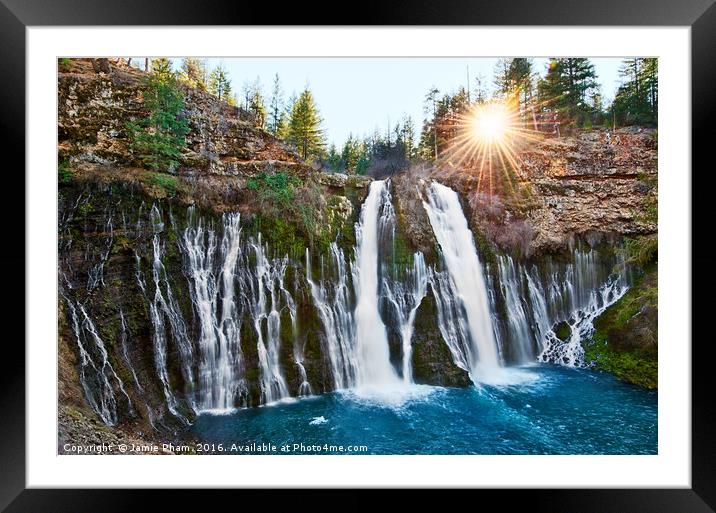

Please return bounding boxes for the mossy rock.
[553,321,571,342]
[583,268,658,389]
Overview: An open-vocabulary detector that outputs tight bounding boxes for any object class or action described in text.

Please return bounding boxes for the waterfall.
[60,179,642,430]
[497,255,541,363]
[535,248,630,366]
[182,209,247,411]
[144,234,189,421]
[243,236,291,404]
[287,269,312,396]
[423,181,502,381]
[118,309,143,394]
[383,252,428,383]
[490,247,630,367]
[305,245,358,389]
[351,180,402,387]
[62,291,132,426]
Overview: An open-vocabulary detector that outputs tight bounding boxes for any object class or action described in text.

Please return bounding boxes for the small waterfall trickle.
[497,255,542,363]
[491,247,630,367]
[383,252,428,383]
[118,309,143,394]
[351,180,402,387]
[243,236,291,404]
[287,269,312,396]
[536,251,630,366]
[144,234,189,421]
[305,245,358,389]
[62,291,132,426]
[423,181,502,382]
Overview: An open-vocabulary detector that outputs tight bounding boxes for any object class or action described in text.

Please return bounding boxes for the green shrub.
[247,171,301,209]
[246,171,331,253]
[151,173,178,196]
[58,160,74,184]
[126,69,189,171]
[621,235,657,267]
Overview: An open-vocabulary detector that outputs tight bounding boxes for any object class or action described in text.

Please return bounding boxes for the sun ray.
[434,98,544,201]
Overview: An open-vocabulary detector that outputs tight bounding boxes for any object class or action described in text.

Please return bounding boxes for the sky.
[189,57,624,148]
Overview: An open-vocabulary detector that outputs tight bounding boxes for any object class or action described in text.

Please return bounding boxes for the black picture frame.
[2,0,714,510]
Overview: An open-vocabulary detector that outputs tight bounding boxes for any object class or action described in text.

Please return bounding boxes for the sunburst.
[438,97,544,198]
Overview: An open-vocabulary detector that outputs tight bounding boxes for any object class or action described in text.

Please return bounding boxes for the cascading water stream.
[286,270,312,396]
[423,181,503,382]
[491,247,630,367]
[383,252,428,383]
[243,236,291,404]
[182,210,247,411]
[305,245,358,389]
[62,290,133,426]
[351,180,402,388]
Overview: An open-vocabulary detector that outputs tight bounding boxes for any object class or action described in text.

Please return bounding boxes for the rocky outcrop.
[411,291,472,387]
[58,59,308,177]
[434,127,658,255]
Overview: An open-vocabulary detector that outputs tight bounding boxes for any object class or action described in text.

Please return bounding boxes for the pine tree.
[126,66,189,171]
[150,58,174,83]
[341,134,361,172]
[473,73,487,104]
[268,73,284,136]
[493,58,512,97]
[326,144,342,172]
[641,58,658,123]
[538,58,598,128]
[612,58,657,126]
[208,65,232,103]
[422,87,440,160]
[247,78,267,128]
[288,87,325,161]
[179,58,208,90]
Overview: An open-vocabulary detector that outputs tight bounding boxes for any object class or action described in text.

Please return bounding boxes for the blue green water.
[188,364,657,455]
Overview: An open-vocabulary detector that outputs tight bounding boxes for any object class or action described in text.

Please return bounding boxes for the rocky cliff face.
[433,127,658,256]
[59,59,307,177]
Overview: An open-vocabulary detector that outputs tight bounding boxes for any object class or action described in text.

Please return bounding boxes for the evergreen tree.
[126,66,189,171]
[355,150,370,175]
[538,58,598,128]
[400,114,416,161]
[288,87,326,161]
[277,93,296,140]
[326,144,342,172]
[473,73,488,104]
[641,58,658,123]
[506,58,535,122]
[150,58,174,83]
[493,58,512,97]
[268,73,285,136]
[341,134,361,172]
[421,87,440,160]
[611,58,657,126]
[179,58,208,90]
[248,77,267,128]
[208,65,232,103]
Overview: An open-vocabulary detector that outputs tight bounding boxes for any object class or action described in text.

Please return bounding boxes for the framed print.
[2,0,715,510]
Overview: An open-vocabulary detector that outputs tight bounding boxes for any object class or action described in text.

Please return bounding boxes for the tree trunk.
[91,58,111,74]
[97,58,110,74]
